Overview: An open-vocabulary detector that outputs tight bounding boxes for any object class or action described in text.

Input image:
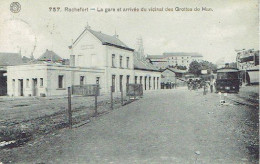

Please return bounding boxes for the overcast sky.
[0,0,259,63]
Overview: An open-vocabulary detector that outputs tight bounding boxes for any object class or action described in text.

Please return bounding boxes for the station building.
[6,26,161,97]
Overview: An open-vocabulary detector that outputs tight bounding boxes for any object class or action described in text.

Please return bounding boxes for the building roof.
[22,56,32,63]
[71,27,134,51]
[134,58,161,72]
[134,52,161,71]
[37,49,63,62]
[165,67,187,74]
[217,68,239,73]
[146,52,203,60]
[146,55,165,59]
[0,52,23,66]
[163,52,203,57]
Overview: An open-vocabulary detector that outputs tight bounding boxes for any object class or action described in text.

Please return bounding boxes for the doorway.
[18,79,24,96]
[32,78,38,96]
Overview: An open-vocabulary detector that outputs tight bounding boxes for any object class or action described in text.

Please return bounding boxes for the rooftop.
[166,67,187,74]
[0,52,23,66]
[147,52,203,59]
[71,27,134,51]
[37,49,63,62]
[163,52,203,57]
[134,52,160,71]
[146,55,165,59]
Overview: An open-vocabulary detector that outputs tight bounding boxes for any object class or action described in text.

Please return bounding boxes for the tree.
[200,60,217,74]
[188,61,201,76]
[176,65,187,70]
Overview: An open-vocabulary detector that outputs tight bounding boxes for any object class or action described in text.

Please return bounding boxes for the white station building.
[6,26,161,97]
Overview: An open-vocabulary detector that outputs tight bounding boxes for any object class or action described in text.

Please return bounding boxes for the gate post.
[67,87,72,129]
[94,86,98,116]
[110,86,113,110]
[134,85,136,100]
[121,88,124,106]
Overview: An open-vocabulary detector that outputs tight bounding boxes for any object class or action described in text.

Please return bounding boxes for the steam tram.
[215,68,240,93]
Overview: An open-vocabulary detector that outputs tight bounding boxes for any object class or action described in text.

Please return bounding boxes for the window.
[120,55,123,68]
[157,77,159,89]
[120,75,123,92]
[153,77,156,89]
[112,75,116,92]
[126,57,129,68]
[26,79,29,88]
[112,54,115,67]
[58,75,64,88]
[135,76,138,84]
[96,77,100,84]
[126,75,130,92]
[140,76,143,84]
[91,54,96,67]
[80,76,85,85]
[126,75,130,85]
[149,77,151,90]
[40,78,43,87]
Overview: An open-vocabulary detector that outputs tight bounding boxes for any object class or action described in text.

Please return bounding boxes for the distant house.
[38,49,63,62]
[236,49,259,84]
[27,49,69,65]
[147,52,203,69]
[161,68,187,89]
[0,52,23,96]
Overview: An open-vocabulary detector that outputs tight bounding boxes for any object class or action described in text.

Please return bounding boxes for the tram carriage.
[215,68,240,93]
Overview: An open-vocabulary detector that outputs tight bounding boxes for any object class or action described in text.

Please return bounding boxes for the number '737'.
[49,7,61,12]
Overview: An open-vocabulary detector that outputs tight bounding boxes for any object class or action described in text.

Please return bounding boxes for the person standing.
[210,79,214,93]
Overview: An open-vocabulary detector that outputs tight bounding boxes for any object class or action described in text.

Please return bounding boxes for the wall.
[72,30,107,68]
[134,69,161,91]
[7,64,106,97]
[104,45,135,93]
[7,64,47,96]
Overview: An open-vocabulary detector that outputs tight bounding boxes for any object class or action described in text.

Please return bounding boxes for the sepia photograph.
[0,0,259,163]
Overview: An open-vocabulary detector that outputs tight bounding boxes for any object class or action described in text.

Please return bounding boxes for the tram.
[215,68,240,93]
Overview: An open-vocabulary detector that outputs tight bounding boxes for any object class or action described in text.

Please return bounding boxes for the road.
[1,88,258,163]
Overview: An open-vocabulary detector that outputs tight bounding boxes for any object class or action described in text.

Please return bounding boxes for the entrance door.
[32,78,37,96]
[18,79,24,96]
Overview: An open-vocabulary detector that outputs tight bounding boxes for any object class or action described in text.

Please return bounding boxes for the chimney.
[85,22,91,29]
[114,29,119,38]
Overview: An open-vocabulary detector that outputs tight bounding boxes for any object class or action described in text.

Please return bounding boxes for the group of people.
[187,78,215,93]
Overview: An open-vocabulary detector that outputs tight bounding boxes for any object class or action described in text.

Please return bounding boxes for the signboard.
[201,70,207,74]
[72,84,100,96]
[126,84,143,97]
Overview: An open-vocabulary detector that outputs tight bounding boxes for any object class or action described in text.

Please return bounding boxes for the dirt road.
[1,88,258,163]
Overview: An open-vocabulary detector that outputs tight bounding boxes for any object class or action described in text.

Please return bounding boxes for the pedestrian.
[210,80,214,93]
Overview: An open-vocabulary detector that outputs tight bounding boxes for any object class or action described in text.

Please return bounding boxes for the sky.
[0,0,259,64]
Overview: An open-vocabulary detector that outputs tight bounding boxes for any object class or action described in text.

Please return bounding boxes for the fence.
[126,84,143,97]
[72,84,100,96]
[66,84,144,129]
